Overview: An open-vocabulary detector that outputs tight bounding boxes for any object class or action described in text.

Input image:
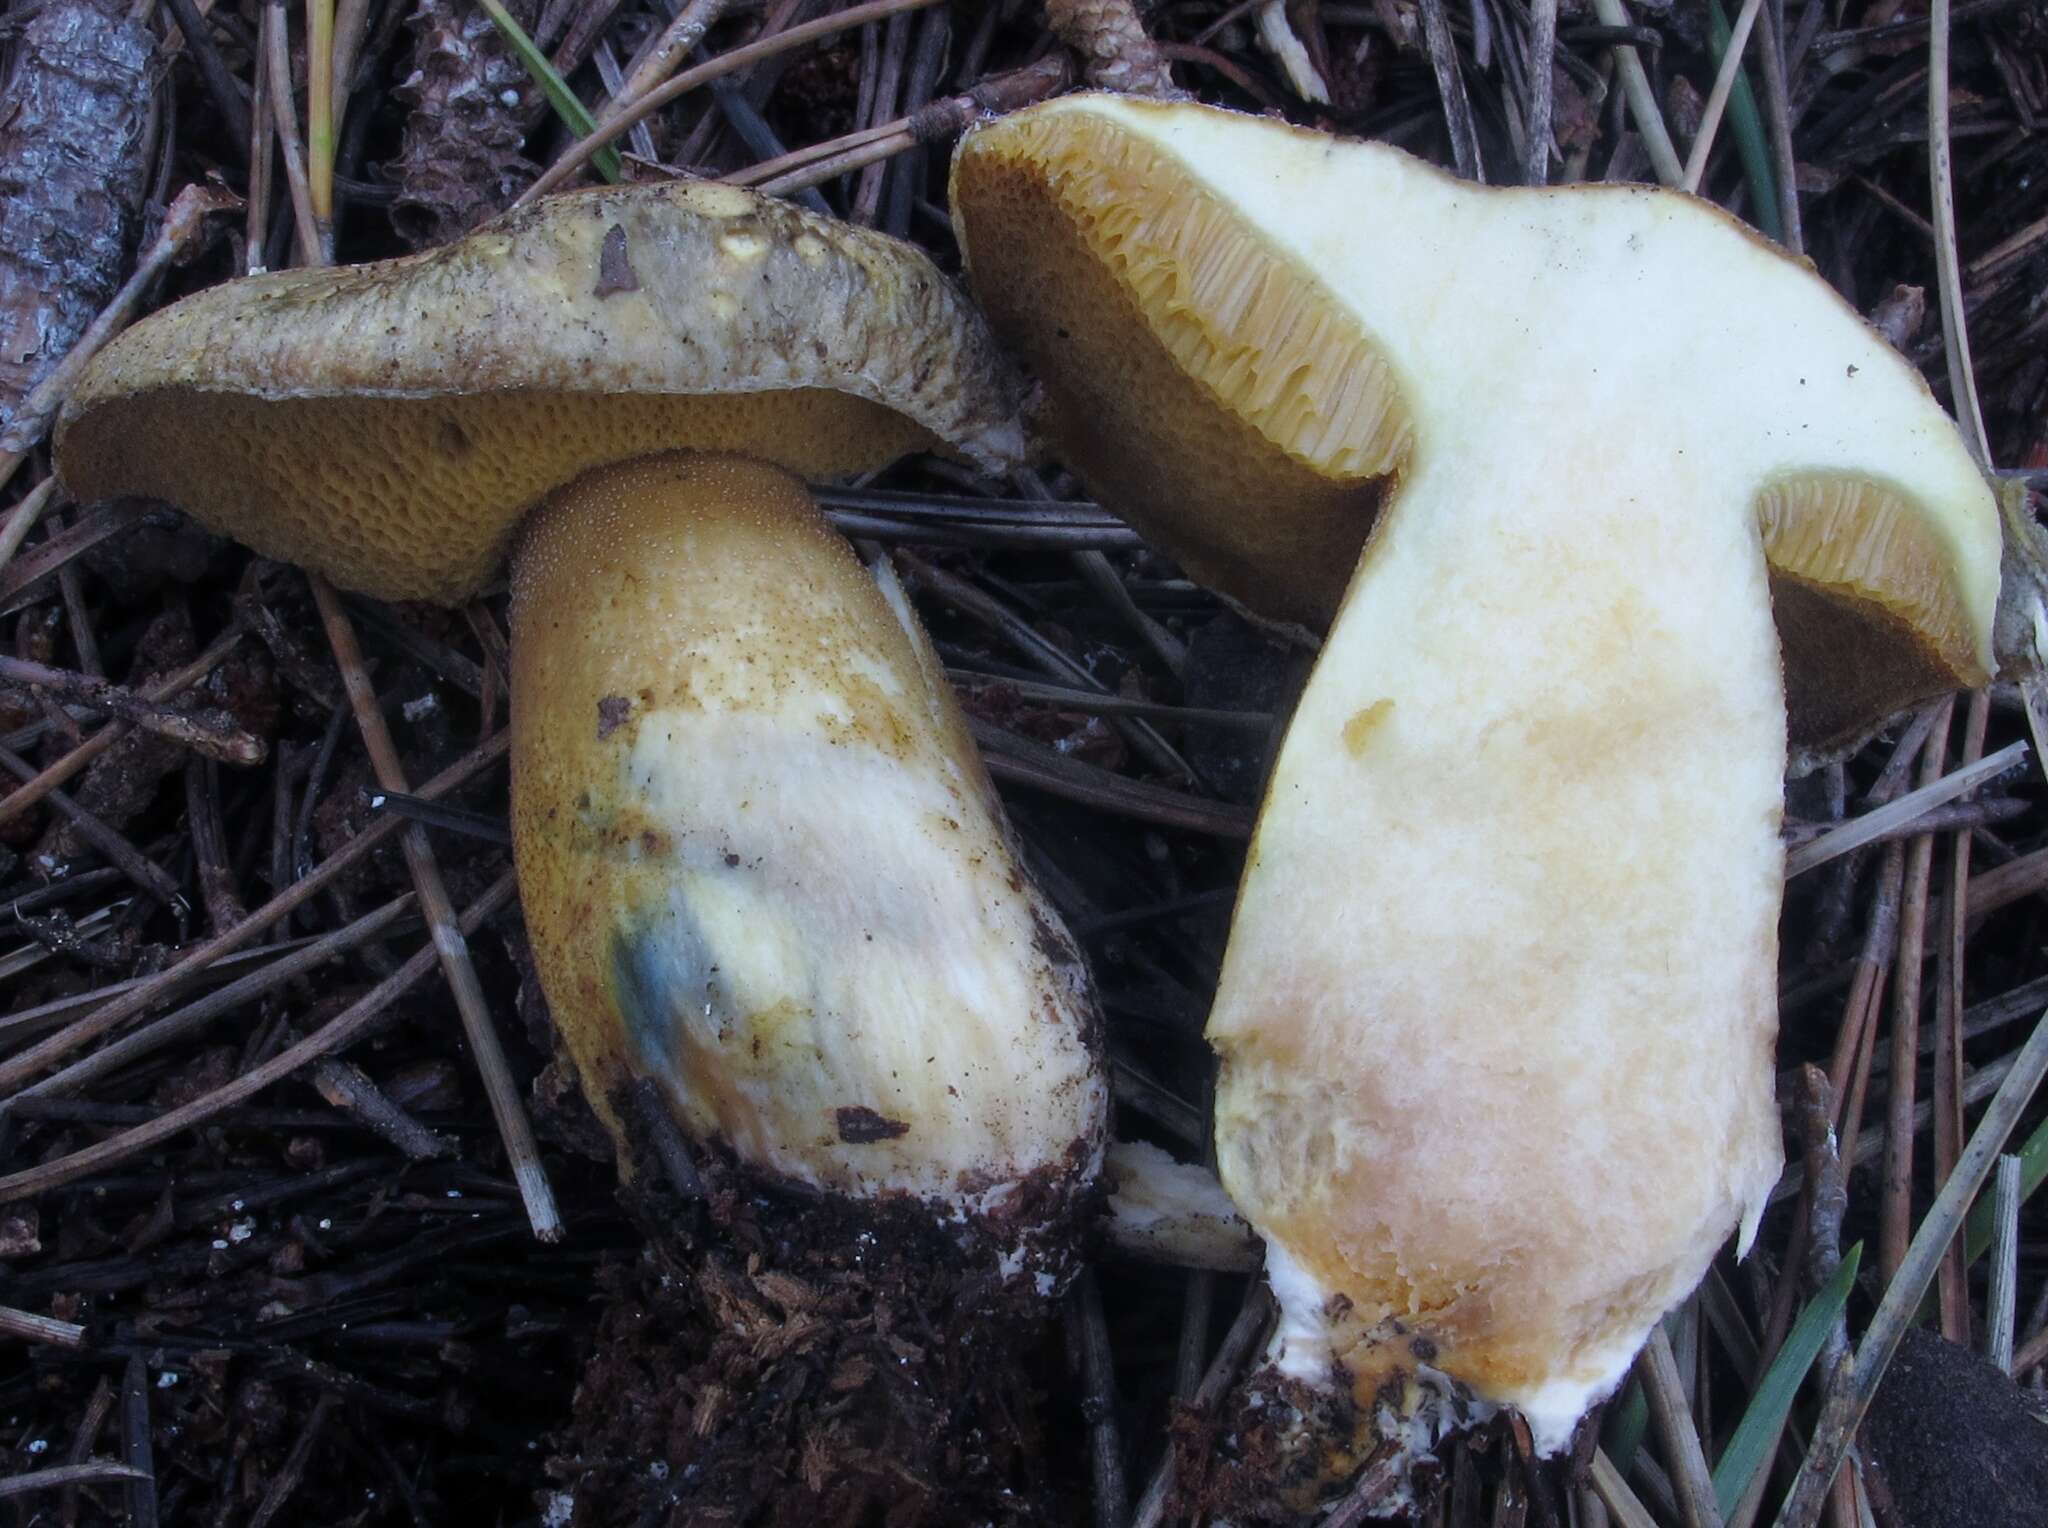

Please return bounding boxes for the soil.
[1863,1326,2048,1528]
[549,1116,1096,1528]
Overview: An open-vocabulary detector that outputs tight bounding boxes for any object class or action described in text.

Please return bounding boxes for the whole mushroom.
[57,181,1108,1513]
[952,93,2004,1505]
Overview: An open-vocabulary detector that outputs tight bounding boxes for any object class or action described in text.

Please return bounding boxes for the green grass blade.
[1712,1241,1862,1519]
[1601,1377,1649,1476]
[476,0,622,184]
[1707,0,1783,242]
[1965,1112,2046,1266]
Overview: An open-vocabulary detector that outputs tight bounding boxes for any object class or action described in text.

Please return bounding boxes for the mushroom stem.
[510,451,1104,1236]
[1210,434,1788,1483]
[508,450,1107,1518]
[53,178,1095,1518]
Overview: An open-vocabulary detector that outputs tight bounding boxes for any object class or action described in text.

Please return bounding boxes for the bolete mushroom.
[952,94,2002,1497]
[55,185,1108,1454]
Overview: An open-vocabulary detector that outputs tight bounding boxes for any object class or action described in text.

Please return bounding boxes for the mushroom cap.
[950,92,2000,754]
[55,181,1026,604]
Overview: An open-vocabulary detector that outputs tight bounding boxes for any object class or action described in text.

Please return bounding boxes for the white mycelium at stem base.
[511,454,1106,1262]
[953,92,2001,1475]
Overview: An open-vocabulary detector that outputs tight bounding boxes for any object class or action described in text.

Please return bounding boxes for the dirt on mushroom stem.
[552,1096,1101,1528]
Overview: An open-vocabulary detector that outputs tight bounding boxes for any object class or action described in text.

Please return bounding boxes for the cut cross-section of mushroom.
[953,93,2002,1503]
[952,96,1996,756]
[57,180,1106,1519]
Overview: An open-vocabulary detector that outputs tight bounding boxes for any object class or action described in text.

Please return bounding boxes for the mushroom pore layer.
[953,99,1995,753]
[54,177,1103,1272]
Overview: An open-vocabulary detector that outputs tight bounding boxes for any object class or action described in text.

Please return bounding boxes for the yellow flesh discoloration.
[1220,434,1787,1449]
[1341,700,1393,757]
[954,94,2003,1461]
[510,454,1107,1204]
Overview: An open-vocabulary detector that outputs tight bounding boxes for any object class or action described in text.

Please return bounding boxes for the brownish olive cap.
[56,182,1025,603]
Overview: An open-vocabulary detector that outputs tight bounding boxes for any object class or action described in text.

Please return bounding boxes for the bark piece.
[1864,1326,2048,1528]
[0,0,155,432]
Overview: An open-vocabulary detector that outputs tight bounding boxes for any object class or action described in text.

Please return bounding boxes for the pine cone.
[1043,0,1184,99]
[389,0,541,248]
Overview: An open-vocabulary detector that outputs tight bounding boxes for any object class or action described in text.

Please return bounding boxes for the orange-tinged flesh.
[954,93,2005,1491]
[1212,425,1790,1465]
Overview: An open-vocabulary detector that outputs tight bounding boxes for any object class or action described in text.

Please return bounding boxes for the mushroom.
[951,94,2002,1498]
[56,180,1106,1306]
[1104,1139,1261,1273]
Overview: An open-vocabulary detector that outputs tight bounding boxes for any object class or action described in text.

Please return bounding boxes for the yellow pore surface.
[64,388,929,604]
[1760,475,1986,752]
[952,95,1996,752]
[509,453,1106,1203]
[57,180,1025,604]
[952,107,1411,628]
